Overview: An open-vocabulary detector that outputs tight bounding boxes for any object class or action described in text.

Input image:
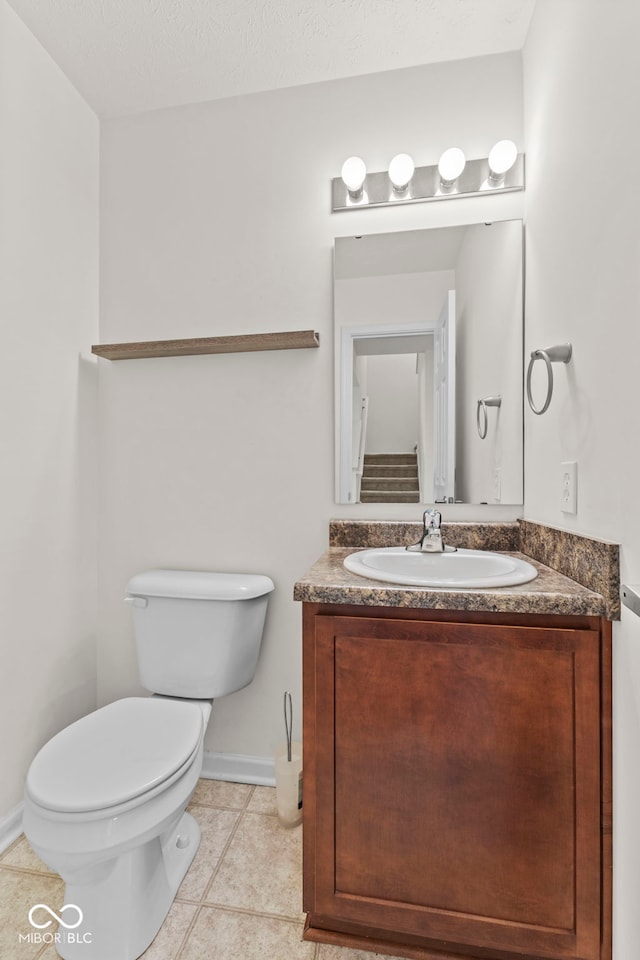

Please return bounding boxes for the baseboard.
[0,802,24,854]
[201,751,275,787]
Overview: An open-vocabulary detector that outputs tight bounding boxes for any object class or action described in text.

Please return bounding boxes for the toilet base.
[55,810,200,960]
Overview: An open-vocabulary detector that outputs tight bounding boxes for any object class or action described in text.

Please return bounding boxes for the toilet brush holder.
[275,691,302,828]
[275,741,303,828]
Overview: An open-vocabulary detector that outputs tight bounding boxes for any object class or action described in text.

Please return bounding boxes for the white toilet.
[22,569,274,960]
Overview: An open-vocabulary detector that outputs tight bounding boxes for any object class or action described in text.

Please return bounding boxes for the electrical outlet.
[561,461,577,514]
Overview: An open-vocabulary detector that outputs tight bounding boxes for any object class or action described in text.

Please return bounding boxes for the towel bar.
[526,343,572,415]
[476,396,502,439]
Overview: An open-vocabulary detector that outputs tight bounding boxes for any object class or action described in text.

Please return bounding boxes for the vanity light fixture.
[388,153,415,193]
[438,147,466,188]
[332,140,524,211]
[340,156,367,201]
[488,139,518,184]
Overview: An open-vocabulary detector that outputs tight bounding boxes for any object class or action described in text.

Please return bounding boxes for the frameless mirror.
[334,219,523,505]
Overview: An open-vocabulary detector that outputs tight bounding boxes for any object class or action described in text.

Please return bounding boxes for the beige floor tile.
[0,835,23,861]
[1,780,309,958]
[205,812,303,920]
[189,778,252,810]
[0,868,64,960]
[180,907,315,960]
[247,784,278,816]
[140,900,198,959]
[317,945,407,960]
[176,806,240,901]
[34,947,58,960]
[0,836,56,876]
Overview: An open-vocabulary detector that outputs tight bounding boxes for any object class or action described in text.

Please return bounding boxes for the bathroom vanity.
[294,521,617,960]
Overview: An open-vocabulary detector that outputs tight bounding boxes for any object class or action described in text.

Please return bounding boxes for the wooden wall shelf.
[91,329,320,361]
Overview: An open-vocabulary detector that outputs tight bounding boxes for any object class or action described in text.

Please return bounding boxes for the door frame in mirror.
[336,322,437,503]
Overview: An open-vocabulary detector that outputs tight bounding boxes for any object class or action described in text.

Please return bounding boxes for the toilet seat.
[26,697,203,814]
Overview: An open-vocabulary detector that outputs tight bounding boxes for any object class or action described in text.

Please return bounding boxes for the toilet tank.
[125,570,274,699]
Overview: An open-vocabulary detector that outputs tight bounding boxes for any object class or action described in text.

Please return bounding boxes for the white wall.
[98,53,525,759]
[417,343,435,497]
[523,1,640,955]
[334,270,454,330]
[455,220,523,503]
[365,353,418,454]
[0,0,99,817]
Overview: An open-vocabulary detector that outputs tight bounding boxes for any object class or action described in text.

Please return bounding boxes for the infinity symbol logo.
[28,903,84,930]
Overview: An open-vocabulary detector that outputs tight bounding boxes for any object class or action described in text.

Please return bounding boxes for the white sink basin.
[343,546,538,589]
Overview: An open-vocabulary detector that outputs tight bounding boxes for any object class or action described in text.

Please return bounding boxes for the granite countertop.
[293,548,608,616]
[293,521,621,619]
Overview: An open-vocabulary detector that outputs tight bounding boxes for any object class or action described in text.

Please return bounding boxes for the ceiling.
[6,0,536,119]
[335,226,467,280]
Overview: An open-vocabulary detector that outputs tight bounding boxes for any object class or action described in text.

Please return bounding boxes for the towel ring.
[476,396,502,439]
[526,343,572,415]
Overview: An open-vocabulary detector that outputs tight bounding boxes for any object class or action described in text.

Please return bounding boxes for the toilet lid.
[26,698,204,813]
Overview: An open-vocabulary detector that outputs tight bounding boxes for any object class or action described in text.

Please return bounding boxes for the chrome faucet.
[406,509,457,554]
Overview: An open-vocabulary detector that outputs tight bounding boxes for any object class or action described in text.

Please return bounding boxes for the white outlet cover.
[561,461,577,514]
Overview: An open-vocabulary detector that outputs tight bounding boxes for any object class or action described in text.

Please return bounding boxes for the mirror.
[334,219,523,505]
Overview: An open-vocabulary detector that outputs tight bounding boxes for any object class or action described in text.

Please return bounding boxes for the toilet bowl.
[22,569,274,960]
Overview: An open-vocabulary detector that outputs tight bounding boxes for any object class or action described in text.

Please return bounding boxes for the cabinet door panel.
[311,615,601,960]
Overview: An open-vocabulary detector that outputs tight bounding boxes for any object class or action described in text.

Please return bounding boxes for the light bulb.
[438,147,466,185]
[341,156,367,196]
[488,139,517,180]
[388,153,415,191]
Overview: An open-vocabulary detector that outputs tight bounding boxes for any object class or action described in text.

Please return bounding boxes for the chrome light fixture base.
[331,154,524,212]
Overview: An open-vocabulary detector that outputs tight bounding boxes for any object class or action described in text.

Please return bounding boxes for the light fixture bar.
[331,153,524,212]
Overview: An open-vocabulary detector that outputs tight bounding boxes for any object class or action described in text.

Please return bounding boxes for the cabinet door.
[308,615,601,960]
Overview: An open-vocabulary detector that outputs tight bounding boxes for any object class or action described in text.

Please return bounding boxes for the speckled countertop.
[293,520,620,619]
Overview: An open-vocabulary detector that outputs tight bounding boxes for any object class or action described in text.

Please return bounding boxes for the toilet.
[22,569,274,960]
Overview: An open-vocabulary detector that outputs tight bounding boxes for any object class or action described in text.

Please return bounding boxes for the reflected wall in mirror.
[334,220,523,505]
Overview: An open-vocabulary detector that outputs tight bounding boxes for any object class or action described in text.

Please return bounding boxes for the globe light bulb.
[341,156,367,196]
[438,147,466,185]
[488,140,518,180]
[388,153,415,191]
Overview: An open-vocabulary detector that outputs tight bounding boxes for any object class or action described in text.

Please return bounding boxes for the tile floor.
[0,779,403,960]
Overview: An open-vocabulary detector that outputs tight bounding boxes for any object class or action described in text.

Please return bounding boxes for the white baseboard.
[0,802,24,854]
[201,751,275,787]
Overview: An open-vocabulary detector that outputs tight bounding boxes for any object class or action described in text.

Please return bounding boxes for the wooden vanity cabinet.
[302,603,612,960]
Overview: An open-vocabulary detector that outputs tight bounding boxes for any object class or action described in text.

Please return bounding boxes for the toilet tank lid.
[126,569,275,601]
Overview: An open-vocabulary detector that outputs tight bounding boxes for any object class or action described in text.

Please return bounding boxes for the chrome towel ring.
[526,343,572,415]
[476,396,502,439]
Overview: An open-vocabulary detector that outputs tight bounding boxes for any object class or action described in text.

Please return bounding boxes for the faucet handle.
[424,509,441,530]
[406,508,450,553]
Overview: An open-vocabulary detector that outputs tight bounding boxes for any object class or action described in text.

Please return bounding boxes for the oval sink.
[343,547,538,589]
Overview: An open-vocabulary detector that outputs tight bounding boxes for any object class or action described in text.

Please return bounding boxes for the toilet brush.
[284,690,293,762]
[275,691,303,827]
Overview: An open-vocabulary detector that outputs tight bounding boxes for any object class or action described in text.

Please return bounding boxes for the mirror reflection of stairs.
[360,453,419,503]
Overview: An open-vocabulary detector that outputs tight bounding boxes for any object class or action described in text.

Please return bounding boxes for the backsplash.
[329,520,520,551]
[520,520,620,619]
